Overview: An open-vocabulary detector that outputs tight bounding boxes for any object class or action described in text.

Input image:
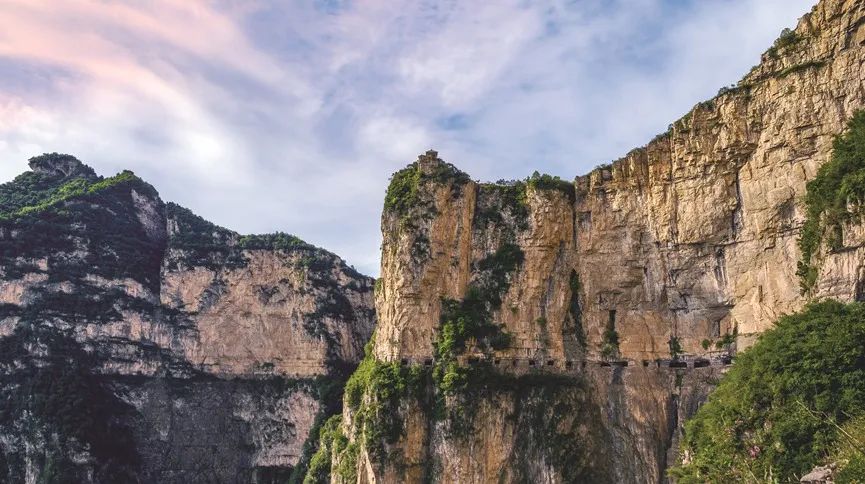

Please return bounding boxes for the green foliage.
[668,336,683,360]
[670,300,865,482]
[600,318,620,360]
[427,243,524,434]
[289,372,357,484]
[163,202,244,269]
[526,171,576,202]
[384,160,470,219]
[568,271,586,346]
[165,202,235,246]
[701,339,712,350]
[433,244,524,368]
[374,278,383,294]
[717,83,753,98]
[798,111,865,292]
[238,232,309,250]
[166,203,317,270]
[775,60,826,79]
[831,415,865,483]
[303,416,350,484]
[506,375,606,482]
[342,353,429,458]
[0,169,152,221]
[0,168,165,289]
[715,331,736,350]
[476,181,530,231]
[767,28,802,58]
[384,164,423,217]
[0,325,140,482]
[0,154,95,216]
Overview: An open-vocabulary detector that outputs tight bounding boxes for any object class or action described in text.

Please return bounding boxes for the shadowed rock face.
[0,155,375,482]
[334,0,865,482]
[27,153,98,180]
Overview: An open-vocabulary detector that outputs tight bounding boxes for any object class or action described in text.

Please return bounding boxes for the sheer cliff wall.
[338,1,865,482]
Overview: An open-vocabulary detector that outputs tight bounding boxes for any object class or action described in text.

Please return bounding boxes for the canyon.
[0,155,375,482]
[322,0,865,482]
[1,0,864,482]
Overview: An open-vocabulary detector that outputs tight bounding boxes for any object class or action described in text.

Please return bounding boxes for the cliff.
[320,0,865,482]
[0,154,375,483]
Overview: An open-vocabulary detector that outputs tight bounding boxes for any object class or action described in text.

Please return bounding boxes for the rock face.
[334,0,865,482]
[0,155,375,482]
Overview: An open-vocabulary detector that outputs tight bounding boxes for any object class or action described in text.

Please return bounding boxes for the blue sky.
[0,0,815,275]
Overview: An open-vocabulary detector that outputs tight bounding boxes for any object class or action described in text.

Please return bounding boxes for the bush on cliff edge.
[670,300,865,482]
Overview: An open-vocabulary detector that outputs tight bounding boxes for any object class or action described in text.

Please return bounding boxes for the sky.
[0,0,816,276]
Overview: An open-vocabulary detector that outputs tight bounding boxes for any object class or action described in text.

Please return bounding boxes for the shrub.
[670,300,865,482]
[715,331,736,350]
[568,271,586,346]
[797,111,865,292]
[384,160,470,220]
[303,416,349,484]
[767,28,801,58]
[600,320,620,360]
[831,415,865,482]
[526,171,575,202]
[668,336,683,360]
[341,353,428,458]
[0,168,166,289]
[238,232,309,251]
[384,164,422,217]
[475,181,529,231]
[775,60,826,79]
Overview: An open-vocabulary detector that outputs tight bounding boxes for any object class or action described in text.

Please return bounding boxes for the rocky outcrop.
[0,155,375,482]
[333,0,865,482]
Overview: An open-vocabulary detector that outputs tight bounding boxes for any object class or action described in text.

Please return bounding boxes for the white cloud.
[0,0,817,275]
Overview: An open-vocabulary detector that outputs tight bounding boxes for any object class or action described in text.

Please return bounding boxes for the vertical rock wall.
[345,0,865,482]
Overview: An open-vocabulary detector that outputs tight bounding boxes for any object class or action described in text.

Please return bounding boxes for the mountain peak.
[28,152,97,180]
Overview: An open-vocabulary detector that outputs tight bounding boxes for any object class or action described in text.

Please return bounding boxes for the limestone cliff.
[323,0,865,482]
[0,154,375,482]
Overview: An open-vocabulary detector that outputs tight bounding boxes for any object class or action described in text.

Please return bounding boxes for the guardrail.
[395,355,733,370]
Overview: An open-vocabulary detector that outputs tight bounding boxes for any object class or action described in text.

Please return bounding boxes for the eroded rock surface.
[0,155,375,482]
[336,0,865,482]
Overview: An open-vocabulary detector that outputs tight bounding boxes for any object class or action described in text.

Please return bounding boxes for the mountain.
[0,153,375,482]
[310,0,865,482]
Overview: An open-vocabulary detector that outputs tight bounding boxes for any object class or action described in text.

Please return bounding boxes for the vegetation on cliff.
[0,321,140,483]
[433,243,523,399]
[165,202,318,270]
[384,156,470,221]
[526,171,576,202]
[798,111,865,292]
[670,300,865,482]
[310,343,428,482]
[302,415,357,484]
[567,271,586,347]
[476,181,530,230]
[306,236,530,481]
[0,159,165,289]
[600,316,620,360]
[766,28,802,59]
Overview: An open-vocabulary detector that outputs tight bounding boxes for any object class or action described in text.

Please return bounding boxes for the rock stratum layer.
[0,154,375,483]
[324,0,865,483]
